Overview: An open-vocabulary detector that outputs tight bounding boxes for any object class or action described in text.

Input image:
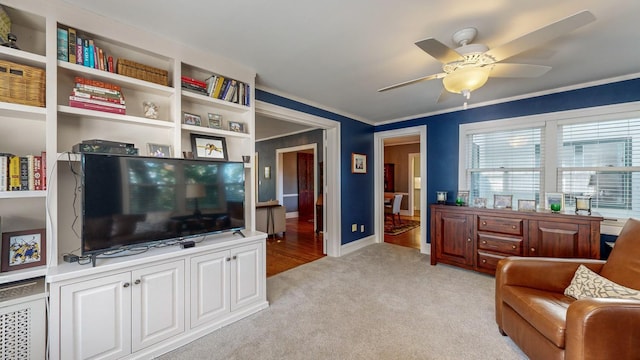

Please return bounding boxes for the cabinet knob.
[530,248,536,253]
[226,257,231,262]
[482,240,487,244]
[467,238,471,242]
[482,221,487,226]
[512,245,517,249]
[232,255,238,260]
[134,279,141,285]
[123,282,130,288]
[512,225,517,229]
[482,259,487,263]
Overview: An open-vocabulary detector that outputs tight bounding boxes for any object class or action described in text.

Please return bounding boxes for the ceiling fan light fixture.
[442,67,490,95]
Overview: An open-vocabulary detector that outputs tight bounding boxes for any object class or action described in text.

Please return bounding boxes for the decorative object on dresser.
[575,195,592,215]
[1,229,46,272]
[545,192,564,212]
[351,153,367,174]
[430,204,603,275]
[517,199,536,211]
[493,194,513,209]
[473,197,487,208]
[436,191,448,204]
[455,190,469,206]
[190,134,228,160]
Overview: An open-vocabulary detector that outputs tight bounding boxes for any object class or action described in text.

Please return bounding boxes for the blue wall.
[376,77,640,252]
[256,90,375,244]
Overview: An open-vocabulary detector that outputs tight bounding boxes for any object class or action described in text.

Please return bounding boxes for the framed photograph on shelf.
[190,134,228,161]
[473,197,487,208]
[183,112,202,126]
[456,190,470,206]
[493,194,513,209]
[351,153,367,174]
[147,143,172,157]
[518,199,537,212]
[545,192,565,211]
[228,121,245,133]
[1,228,46,272]
[207,113,222,129]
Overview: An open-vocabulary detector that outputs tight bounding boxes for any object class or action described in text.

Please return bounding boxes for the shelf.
[0,191,46,199]
[0,102,46,121]
[181,124,251,139]
[58,105,175,128]
[0,46,46,68]
[182,90,250,113]
[58,61,175,96]
[0,266,47,285]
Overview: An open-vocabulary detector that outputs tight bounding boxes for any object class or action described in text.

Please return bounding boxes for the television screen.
[81,153,245,256]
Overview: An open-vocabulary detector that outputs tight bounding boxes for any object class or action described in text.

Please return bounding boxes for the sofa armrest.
[566,298,640,360]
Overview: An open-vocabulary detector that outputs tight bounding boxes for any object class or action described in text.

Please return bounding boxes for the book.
[181,76,207,88]
[88,39,95,68]
[0,155,7,191]
[69,99,126,115]
[19,156,28,190]
[98,47,105,70]
[71,89,125,104]
[83,38,90,66]
[68,27,77,64]
[75,76,122,91]
[73,85,123,100]
[205,75,218,96]
[222,80,237,101]
[75,35,83,65]
[8,156,20,191]
[33,155,43,191]
[69,96,126,109]
[107,56,114,73]
[26,155,34,190]
[40,151,46,191]
[212,76,226,98]
[57,27,68,61]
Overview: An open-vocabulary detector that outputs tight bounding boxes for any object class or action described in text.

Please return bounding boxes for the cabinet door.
[60,273,132,360]
[230,243,264,311]
[131,260,185,352]
[528,221,590,258]
[190,250,231,328]
[434,211,474,267]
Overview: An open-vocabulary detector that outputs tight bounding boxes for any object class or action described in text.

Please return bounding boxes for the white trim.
[408,153,420,216]
[255,101,341,257]
[256,128,316,142]
[340,235,377,256]
[286,211,299,219]
[374,125,428,254]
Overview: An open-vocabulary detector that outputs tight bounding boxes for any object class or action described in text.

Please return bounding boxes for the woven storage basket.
[0,59,45,107]
[116,59,168,86]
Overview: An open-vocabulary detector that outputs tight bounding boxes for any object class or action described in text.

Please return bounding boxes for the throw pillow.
[565,265,640,300]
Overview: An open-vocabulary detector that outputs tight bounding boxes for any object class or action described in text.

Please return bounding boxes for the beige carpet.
[158,243,527,359]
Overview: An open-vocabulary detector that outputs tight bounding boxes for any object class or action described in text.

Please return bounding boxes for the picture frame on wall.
[351,153,367,174]
[493,194,513,209]
[190,134,228,161]
[147,143,173,157]
[1,229,46,272]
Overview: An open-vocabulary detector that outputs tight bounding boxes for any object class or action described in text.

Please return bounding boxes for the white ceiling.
[60,0,640,125]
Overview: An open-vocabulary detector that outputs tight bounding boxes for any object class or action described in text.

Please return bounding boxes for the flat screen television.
[81,153,245,260]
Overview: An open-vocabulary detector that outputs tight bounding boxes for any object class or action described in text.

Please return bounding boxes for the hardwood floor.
[266,217,325,277]
[384,213,421,250]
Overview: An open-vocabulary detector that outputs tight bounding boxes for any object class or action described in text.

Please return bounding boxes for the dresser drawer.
[477,251,506,272]
[478,216,523,235]
[477,233,522,256]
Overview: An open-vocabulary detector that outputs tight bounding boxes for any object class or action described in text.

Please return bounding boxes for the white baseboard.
[340,235,376,256]
[285,211,298,219]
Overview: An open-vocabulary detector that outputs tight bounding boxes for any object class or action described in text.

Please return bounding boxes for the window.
[464,127,544,208]
[558,118,640,218]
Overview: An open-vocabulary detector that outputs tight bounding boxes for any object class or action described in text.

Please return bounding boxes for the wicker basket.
[116,59,168,86]
[0,59,46,107]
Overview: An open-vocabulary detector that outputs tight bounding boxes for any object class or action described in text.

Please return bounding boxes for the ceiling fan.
[378,10,596,104]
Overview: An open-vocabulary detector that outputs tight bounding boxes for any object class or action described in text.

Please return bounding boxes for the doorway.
[374,126,428,254]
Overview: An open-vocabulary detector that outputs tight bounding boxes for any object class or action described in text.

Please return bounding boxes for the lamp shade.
[442,67,490,94]
[186,183,206,199]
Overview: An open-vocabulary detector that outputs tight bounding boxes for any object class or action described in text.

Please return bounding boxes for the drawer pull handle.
[123,282,130,288]
[530,248,536,252]
[482,240,487,244]
[482,221,487,226]
[134,279,141,285]
[512,245,517,249]
[512,225,517,229]
[482,259,487,263]
[467,238,471,242]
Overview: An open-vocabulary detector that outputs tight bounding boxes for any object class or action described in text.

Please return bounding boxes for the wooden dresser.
[430,204,603,275]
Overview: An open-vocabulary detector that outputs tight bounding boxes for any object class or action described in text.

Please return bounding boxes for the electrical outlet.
[360,225,365,232]
[351,223,357,232]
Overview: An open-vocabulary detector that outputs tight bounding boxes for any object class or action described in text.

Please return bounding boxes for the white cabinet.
[59,260,184,360]
[190,242,264,328]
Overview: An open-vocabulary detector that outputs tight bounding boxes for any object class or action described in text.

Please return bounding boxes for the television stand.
[233,229,246,238]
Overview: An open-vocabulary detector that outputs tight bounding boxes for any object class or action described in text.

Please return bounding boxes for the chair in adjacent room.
[384,194,403,227]
[495,218,640,360]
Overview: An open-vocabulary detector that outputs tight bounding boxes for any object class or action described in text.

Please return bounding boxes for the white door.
[60,272,132,360]
[131,260,185,352]
[190,249,231,328]
[230,243,263,311]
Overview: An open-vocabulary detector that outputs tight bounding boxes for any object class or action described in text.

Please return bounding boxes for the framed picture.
[351,153,367,174]
[183,112,202,126]
[147,143,172,157]
[1,229,46,272]
[545,192,565,211]
[494,194,513,209]
[473,197,487,208]
[207,113,222,129]
[518,199,537,212]
[456,190,470,206]
[190,134,228,161]
[228,121,245,132]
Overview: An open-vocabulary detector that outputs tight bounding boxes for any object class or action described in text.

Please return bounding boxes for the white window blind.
[465,127,544,207]
[558,118,640,219]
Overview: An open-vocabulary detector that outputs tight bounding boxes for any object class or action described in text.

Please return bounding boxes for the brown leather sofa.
[495,218,640,360]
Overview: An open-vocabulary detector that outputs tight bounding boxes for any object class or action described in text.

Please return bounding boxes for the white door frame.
[275,144,317,220]
[408,153,420,217]
[255,100,341,257]
[374,125,428,254]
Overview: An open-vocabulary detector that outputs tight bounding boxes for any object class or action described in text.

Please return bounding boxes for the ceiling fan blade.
[414,38,464,64]
[485,10,596,63]
[489,63,551,78]
[377,73,446,92]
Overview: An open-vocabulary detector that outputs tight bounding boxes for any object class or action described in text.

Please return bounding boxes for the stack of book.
[205,74,250,106]
[181,76,208,96]
[57,24,115,72]
[69,76,126,115]
[0,152,46,192]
